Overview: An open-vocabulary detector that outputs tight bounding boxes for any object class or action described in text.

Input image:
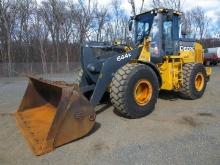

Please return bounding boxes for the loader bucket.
[14,76,96,156]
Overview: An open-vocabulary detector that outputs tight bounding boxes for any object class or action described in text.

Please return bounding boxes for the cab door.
[161,14,180,56]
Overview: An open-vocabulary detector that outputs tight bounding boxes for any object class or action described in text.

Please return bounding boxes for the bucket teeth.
[15,76,95,155]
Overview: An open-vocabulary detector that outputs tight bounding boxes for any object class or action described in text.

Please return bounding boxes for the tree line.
[0,0,218,76]
[0,0,130,76]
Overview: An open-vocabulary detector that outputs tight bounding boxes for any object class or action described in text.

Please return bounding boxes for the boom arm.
[80,46,142,106]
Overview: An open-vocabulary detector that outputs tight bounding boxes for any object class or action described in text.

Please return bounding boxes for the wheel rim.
[134,80,153,106]
[195,73,205,91]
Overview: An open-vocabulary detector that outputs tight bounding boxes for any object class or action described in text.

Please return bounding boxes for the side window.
[150,15,159,56]
[163,21,173,55]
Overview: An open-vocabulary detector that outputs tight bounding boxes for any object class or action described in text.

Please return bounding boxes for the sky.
[36,0,220,35]
[183,0,220,27]
[97,0,220,30]
[37,0,220,25]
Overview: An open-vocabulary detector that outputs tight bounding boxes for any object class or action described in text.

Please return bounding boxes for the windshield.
[136,22,150,43]
[134,13,155,44]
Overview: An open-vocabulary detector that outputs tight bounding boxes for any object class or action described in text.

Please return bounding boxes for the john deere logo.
[180,46,194,51]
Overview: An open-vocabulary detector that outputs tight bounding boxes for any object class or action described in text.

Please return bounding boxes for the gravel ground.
[0,66,220,165]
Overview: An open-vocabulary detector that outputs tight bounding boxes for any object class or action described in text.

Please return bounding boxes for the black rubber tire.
[110,63,159,118]
[179,63,207,100]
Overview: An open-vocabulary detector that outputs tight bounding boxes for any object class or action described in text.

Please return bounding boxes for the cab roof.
[133,8,182,19]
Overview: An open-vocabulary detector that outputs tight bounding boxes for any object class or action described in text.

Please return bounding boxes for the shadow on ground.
[159,90,180,101]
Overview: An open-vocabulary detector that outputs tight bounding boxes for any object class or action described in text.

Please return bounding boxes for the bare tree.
[191,7,209,39]
[111,0,121,40]
[118,16,129,42]
[181,11,193,36]
[70,0,97,43]
[0,0,17,76]
[152,0,183,11]
[60,8,74,71]
[140,0,145,13]
[16,0,36,64]
[41,0,64,66]
[95,7,109,42]
[213,28,220,39]
[128,0,136,16]
[104,22,114,42]
[32,6,49,73]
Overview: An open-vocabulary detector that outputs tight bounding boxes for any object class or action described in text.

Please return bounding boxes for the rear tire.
[179,63,207,100]
[110,63,159,118]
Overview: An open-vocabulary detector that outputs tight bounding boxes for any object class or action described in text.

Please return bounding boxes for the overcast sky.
[37,0,220,31]
[98,0,220,32]
[97,0,220,29]
[37,0,220,23]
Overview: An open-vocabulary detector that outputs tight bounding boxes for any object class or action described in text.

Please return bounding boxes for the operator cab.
[130,8,182,63]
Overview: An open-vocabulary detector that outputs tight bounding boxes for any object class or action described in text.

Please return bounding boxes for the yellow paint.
[134,79,153,106]
[194,43,204,63]
[179,42,204,64]
[179,50,195,63]
[113,40,121,45]
[194,73,205,91]
[128,37,211,91]
[158,57,182,90]
[205,67,212,76]
[138,38,151,62]
[124,45,133,51]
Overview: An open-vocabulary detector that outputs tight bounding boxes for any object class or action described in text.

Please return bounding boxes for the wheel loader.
[15,8,212,155]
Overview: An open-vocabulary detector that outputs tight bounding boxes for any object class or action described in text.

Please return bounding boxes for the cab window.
[163,21,173,55]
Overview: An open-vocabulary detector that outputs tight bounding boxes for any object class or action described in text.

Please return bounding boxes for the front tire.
[110,63,159,118]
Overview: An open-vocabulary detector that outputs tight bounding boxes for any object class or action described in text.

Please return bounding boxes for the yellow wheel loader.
[15,8,212,155]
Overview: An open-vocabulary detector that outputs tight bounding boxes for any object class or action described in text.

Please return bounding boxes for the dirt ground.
[0,66,220,165]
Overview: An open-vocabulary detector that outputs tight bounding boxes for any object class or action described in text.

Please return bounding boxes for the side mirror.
[129,20,133,31]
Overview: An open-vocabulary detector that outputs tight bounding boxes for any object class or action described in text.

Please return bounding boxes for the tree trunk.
[4,23,12,76]
[7,34,12,77]
[39,39,47,74]
[65,43,69,72]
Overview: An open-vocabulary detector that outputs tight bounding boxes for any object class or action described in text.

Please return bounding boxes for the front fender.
[138,61,162,88]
